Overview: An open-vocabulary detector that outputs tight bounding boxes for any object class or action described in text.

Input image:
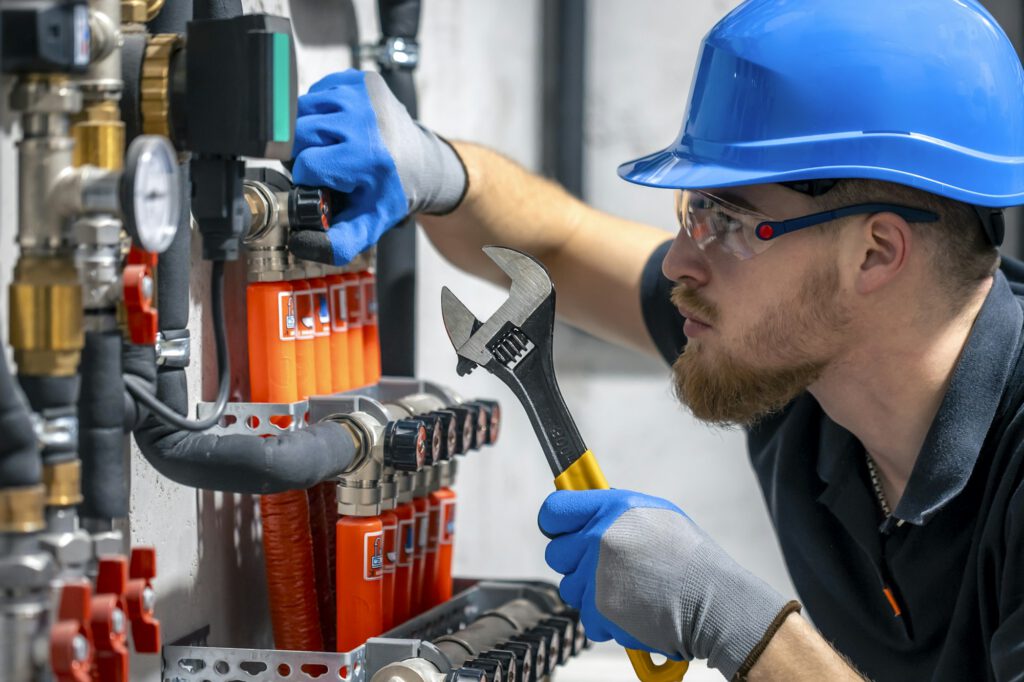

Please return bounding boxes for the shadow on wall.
[196,490,273,648]
[288,0,359,50]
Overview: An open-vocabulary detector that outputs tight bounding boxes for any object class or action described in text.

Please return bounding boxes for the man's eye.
[712,211,743,233]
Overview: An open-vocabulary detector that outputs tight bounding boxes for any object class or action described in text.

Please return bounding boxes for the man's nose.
[662,229,710,287]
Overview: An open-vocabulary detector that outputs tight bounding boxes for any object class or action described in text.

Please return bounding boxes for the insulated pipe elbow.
[122,342,157,432]
[0,347,42,488]
[132,369,360,493]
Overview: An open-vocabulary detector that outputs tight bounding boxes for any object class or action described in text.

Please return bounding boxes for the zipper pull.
[882,585,903,617]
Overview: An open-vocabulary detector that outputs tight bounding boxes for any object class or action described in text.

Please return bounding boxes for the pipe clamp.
[154,332,190,367]
[364,37,420,70]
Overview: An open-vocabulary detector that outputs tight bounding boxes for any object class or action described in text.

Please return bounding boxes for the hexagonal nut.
[9,81,82,114]
[38,530,93,570]
[72,216,122,247]
[0,552,57,590]
[91,531,125,559]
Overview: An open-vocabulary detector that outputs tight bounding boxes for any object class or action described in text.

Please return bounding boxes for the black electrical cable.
[124,260,230,432]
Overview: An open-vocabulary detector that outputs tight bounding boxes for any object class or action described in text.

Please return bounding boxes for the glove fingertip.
[538,490,602,536]
[288,230,338,266]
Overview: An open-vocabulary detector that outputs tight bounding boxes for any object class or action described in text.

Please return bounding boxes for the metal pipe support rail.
[163,580,590,682]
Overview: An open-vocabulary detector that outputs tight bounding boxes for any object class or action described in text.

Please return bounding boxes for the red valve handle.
[51,581,94,682]
[125,547,161,653]
[93,557,130,682]
[90,593,129,682]
[96,556,128,595]
[123,246,159,345]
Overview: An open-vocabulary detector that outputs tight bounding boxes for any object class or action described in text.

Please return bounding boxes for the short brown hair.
[813,179,999,310]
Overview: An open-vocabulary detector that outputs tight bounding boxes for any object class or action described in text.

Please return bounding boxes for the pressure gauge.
[121,135,181,253]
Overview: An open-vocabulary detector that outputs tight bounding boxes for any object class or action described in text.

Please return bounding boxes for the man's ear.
[853,213,911,295]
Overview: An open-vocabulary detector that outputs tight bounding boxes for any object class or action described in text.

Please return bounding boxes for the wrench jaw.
[440,246,589,476]
[440,246,553,376]
[440,286,484,376]
[481,245,553,312]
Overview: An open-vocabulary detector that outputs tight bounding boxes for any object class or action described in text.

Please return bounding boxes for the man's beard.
[671,261,849,427]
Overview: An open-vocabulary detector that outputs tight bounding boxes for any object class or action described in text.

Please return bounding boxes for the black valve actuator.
[184,14,296,159]
[185,14,297,261]
[1,1,90,74]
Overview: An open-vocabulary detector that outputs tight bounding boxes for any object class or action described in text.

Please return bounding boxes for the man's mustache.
[671,283,720,325]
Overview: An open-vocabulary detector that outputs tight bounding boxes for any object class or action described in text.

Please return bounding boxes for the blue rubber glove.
[539,489,797,679]
[291,69,467,265]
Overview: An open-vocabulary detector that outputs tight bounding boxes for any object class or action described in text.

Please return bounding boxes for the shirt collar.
[817,270,1023,527]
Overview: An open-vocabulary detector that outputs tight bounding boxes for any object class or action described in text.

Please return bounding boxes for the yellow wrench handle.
[553,451,689,682]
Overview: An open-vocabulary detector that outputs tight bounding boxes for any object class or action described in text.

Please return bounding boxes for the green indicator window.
[272,33,292,143]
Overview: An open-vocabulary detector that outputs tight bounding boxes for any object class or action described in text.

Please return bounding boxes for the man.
[290,0,1024,679]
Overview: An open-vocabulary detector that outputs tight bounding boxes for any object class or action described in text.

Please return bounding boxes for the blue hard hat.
[618,0,1024,208]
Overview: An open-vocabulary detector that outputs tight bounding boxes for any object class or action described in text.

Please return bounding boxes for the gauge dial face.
[126,136,180,253]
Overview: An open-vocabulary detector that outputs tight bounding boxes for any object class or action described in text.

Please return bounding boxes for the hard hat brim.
[618,143,1024,209]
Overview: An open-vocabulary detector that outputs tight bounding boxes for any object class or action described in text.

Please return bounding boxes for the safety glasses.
[675,189,940,261]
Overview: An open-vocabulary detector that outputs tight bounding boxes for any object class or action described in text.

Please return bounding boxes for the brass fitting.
[145,0,167,21]
[72,101,124,170]
[43,460,84,507]
[141,33,183,139]
[9,256,84,377]
[121,0,148,23]
[0,486,46,533]
[243,180,291,281]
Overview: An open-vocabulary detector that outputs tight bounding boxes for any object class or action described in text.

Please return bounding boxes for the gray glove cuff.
[595,508,795,680]
[682,540,792,679]
[364,72,468,216]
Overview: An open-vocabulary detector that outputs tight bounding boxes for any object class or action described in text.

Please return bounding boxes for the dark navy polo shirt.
[640,241,1024,681]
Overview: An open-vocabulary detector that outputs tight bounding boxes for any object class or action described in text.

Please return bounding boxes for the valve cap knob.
[445,406,475,455]
[290,186,332,230]
[383,419,427,472]
[428,410,458,461]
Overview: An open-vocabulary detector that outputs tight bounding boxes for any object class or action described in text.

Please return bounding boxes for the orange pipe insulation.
[392,502,415,625]
[410,496,430,617]
[380,510,398,632]
[426,487,457,608]
[342,271,365,389]
[335,515,384,652]
[326,272,352,393]
[307,484,334,650]
[309,276,334,395]
[360,269,381,386]
[421,494,441,613]
[319,481,339,650]
[292,278,317,400]
[247,281,323,651]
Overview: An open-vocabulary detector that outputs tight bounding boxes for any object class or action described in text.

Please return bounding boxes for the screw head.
[71,634,89,663]
[112,608,126,634]
[140,275,154,300]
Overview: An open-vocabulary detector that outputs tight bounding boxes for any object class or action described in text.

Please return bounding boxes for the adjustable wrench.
[440,246,688,682]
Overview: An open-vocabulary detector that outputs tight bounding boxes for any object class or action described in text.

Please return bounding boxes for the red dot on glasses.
[757,223,775,240]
